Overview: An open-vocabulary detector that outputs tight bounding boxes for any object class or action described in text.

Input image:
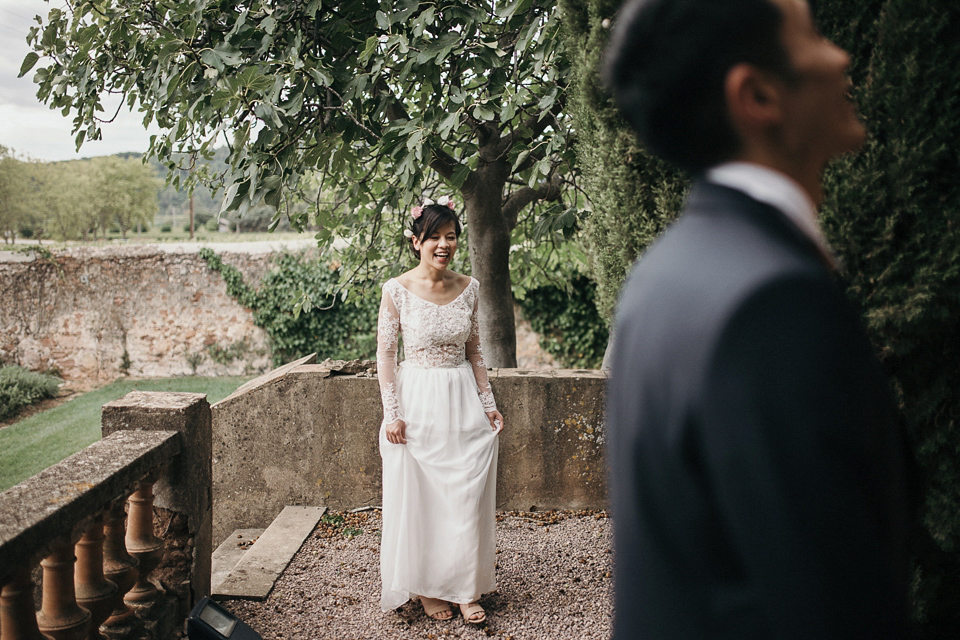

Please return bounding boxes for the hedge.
[561,0,960,635]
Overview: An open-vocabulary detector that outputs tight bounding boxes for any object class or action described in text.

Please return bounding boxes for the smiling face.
[413,221,458,270]
[772,0,866,165]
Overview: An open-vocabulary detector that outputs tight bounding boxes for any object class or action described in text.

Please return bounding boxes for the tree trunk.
[463,160,517,368]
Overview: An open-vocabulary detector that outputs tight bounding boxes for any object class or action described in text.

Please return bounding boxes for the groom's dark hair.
[604,0,796,174]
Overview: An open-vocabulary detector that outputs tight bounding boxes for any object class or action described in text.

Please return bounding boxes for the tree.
[562,0,960,635]
[89,156,160,238]
[37,161,92,242]
[0,147,27,244]
[559,0,684,321]
[23,0,581,366]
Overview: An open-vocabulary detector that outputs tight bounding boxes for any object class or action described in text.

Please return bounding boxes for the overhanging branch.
[501,173,562,230]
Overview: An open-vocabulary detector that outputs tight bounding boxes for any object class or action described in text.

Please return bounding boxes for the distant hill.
[116,149,296,232]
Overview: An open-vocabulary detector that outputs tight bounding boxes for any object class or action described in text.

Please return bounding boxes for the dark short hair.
[604,0,794,174]
[408,204,462,259]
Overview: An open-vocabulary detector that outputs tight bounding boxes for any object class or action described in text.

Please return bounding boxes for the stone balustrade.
[0,392,212,640]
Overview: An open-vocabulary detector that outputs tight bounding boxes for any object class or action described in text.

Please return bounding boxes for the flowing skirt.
[379,361,499,612]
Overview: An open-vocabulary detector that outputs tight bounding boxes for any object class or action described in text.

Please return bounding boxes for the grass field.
[0,376,252,492]
[11,229,312,247]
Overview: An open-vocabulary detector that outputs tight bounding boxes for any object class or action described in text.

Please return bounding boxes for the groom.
[604,0,915,638]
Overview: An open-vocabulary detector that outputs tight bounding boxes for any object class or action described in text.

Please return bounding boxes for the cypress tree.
[562,0,960,634]
[819,2,960,634]
[559,0,685,321]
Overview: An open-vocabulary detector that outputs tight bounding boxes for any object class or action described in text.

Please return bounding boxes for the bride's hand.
[487,411,504,434]
[386,419,407,444]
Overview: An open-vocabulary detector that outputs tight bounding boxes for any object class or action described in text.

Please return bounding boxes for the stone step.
[211,528,265,594]
[211,505,327,600]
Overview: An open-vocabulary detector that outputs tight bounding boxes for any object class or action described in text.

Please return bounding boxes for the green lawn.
[0,376,252,492]
[15,230,311,247]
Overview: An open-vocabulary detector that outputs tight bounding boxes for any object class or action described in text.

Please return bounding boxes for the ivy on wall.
[199,248,379,366]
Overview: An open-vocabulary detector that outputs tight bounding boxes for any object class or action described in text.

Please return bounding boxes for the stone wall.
[211,358,606,542]
[0,246,274,386]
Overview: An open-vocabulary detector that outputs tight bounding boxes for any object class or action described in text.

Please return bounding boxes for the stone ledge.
[214,353,318,409]
[0,429,180,585]
[212,364,607,542]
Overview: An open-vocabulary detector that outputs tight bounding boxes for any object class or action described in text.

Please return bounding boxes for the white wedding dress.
[376,276,500,612]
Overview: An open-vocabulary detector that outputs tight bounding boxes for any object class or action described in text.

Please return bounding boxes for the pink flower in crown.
[437,195,455,210]
[411,205,423,219]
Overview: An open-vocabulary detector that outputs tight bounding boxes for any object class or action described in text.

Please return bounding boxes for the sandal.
[420,596,453,621]
[459,601,486,624]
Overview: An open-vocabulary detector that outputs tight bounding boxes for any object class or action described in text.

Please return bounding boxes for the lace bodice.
[377,277,497,424]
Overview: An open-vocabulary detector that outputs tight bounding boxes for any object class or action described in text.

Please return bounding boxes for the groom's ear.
[724,63,787,137]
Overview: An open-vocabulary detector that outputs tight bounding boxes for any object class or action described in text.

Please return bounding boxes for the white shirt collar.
[705,162,836,268]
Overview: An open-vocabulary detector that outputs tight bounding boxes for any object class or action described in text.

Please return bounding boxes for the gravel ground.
[221,510,613,640]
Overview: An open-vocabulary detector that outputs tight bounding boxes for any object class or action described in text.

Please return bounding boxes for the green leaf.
[18,53,39,78]
[472,104,495,121]
[76,24,99,47]
[308,67,332,86]
[437,111,460,139]
[359,36,379,64]
[450,164,471,190]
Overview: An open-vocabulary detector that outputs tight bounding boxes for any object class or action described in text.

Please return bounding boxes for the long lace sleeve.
[466,291,497,413]
[376,284,403,424]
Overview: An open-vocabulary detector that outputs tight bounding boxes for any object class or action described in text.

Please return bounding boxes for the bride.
[376,197,505,624]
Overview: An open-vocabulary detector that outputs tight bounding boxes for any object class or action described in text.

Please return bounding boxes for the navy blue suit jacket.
[606,181,914,639]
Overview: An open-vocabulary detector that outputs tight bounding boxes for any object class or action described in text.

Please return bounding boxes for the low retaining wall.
[211,358,607,542]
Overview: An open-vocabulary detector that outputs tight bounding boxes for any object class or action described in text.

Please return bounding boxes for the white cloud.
[0,0,156,161]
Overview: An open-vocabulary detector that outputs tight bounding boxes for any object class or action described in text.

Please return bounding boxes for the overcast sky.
[0,0,157,161]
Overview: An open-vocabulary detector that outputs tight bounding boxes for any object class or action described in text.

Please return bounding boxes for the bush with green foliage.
[562,0,960,635]
[159,222,172,233]
[518,276,608,369]
[0,365,61,421]
[199,249,379,366]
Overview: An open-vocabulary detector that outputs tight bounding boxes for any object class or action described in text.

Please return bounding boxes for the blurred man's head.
[605,0,864,176]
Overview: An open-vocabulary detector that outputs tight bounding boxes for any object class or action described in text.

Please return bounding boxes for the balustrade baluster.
[101,504,143,640]
[36,544,90,640]
[123,483,163,608]
[74,517,118,640]
[0,567,47,640]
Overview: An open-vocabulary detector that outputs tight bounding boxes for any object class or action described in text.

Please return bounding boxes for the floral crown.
[405,196,455,238]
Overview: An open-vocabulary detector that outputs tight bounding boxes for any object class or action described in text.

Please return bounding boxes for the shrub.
[559,0,686,321]
[204,218,219,232]
[0,366,61,421]
[518,276,608,369]
[159,222,172,233]
[206,340,249,366]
